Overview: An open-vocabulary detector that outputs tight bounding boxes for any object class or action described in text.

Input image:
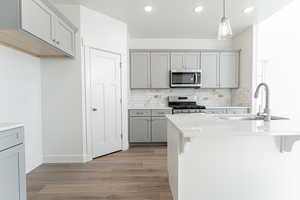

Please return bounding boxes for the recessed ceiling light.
[243,6,255,14]
[144,6,153,13]
[194,6,204,13]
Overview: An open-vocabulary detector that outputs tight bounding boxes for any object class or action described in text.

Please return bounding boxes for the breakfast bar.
[167,113,300,200]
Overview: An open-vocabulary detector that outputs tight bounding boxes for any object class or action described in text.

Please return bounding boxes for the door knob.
[92,108,98,112]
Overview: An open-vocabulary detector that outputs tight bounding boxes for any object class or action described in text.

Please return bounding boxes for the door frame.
[83,44,125,161]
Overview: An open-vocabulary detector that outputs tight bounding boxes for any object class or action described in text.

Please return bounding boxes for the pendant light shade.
[218,0,233,40]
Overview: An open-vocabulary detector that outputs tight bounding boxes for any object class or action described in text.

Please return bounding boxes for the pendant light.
[218,0,233,40]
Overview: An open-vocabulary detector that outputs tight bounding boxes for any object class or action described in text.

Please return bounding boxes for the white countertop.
[128,105,172,110]
[166,113,300,138]
[0,123,24,132]
[128,105,248,110]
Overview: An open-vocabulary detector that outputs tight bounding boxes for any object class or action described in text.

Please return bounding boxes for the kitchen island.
[167,113,300,200]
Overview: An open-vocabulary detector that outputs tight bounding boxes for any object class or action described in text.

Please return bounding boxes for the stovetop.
[172,105,206,110]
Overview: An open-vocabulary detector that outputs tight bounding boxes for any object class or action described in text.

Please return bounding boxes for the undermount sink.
[219,115,289,121]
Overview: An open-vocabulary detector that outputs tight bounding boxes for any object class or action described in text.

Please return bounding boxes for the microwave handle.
[194,73,198,84]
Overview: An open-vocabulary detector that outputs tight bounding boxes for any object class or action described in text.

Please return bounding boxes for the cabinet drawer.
[129,109,151,117]
[152,109,172,117]
[0,128,24,152]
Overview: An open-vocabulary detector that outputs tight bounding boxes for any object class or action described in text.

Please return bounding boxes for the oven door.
[171,71,201,88]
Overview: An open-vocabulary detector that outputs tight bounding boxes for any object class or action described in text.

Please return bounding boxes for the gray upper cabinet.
[150,52,170,89]
[0,0,77,57]
[171,52,200,70]
[151,117,167,142]
[22,0,54,45]
[220,52,239,88]
[171,53,185,70]
[201,52,219,88]
[54,18,75,56]
[131,52,151,89]
[129,117,151,143]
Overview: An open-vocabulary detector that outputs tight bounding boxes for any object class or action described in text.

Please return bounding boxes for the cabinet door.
[129,117,151,143]
[0,145,26,200]
[184,53,200,70]
[151,117,167,142]
[130,53,150,88]
[220,52,239,88]
[150,52,170,88]
[21,0,55,45]
[54,18,75,56]
[201,52,219,88]
[171,53,185,70]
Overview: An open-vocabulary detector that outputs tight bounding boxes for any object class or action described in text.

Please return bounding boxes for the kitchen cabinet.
[220,52,239,88]
[171,52,200,70]
[130,52,151,89]
[0,0,77,57]
[129,109,172,144]
[151,117,167,142]
[0,126,26,200]
[201,51,239,88]
[129,117,151,143]
[150,52,170,88]
[201,52,219,88]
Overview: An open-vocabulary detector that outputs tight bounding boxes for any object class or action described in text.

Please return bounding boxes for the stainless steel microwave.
[170,70,202,88]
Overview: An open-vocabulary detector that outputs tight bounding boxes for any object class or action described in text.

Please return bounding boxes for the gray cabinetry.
[0,127,26,200]
[201,51,239,88]
[129,109,171,144]
[129,117,151,143]
[201,52,219,88]
[130,52,150,89]
[171,52,200,70]
[0,0,77,57]
[150,52,170,88]
[22,0,54,45]
[151,117,167,142]
[220,52,239,88]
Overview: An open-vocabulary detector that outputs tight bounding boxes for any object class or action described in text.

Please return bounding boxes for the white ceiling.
[54,0,294,38]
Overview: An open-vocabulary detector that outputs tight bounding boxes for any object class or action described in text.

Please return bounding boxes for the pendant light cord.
[223,0,226,17]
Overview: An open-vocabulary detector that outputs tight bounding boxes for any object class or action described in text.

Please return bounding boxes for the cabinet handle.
[52,39,56,42]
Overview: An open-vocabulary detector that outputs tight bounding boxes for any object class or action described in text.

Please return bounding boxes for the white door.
[89,49,122,158]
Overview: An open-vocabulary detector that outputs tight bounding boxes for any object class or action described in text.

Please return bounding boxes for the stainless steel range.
[168,96,206,114]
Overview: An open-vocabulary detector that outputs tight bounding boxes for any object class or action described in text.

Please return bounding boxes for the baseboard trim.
[44,154,85,163]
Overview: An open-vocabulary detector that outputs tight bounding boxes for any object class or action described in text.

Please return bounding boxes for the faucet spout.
[254,83,271,121]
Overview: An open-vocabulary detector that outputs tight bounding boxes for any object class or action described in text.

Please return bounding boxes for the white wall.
[0,46,43,173]
[80,6,129,152]
[232,26,255,109]
[257,0,300,120]
[129,38,232,49]
[41,5,129,163]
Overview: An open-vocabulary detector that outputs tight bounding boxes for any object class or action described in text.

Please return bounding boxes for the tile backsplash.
[129,89,232,107]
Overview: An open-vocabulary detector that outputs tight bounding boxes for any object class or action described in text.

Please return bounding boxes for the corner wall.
[0,46,43,173]
[231,26,255,108]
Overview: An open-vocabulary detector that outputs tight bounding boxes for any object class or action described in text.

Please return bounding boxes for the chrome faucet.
[254,83,271,121]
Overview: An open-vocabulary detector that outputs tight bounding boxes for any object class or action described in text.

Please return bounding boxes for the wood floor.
[27,146,173,200]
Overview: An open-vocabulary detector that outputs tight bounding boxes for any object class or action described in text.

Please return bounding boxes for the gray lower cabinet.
[129,109,171,144]
[0,127,26,200]
[151,117,167,142]
[129,117,151,143]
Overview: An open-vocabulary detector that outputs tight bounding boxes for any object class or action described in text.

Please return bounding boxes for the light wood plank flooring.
[27,146,173,200]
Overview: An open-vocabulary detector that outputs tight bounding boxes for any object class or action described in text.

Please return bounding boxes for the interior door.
[89,48,122,158]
